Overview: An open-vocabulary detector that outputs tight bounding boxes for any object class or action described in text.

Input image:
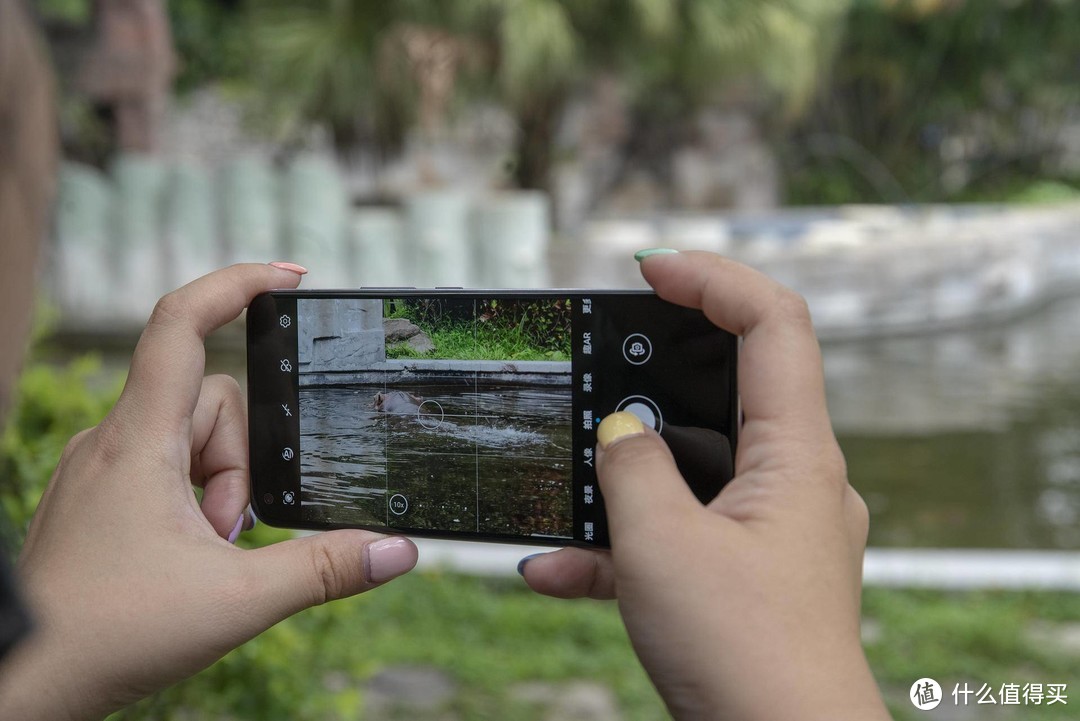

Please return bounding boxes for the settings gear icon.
[279,314,291,329]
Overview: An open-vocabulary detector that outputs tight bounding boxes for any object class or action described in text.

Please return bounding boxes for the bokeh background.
[5,0,1080,718]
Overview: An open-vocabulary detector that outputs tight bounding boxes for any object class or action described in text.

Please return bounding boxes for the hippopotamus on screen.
[373,390,425,414]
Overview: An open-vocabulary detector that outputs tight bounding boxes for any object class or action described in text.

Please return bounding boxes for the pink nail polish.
[227,514,245,544]
[269,261,308,275]
[366,537,418,583]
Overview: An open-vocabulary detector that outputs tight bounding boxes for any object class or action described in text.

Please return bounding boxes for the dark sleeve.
[660,426,734,505]
[0,546,32,663]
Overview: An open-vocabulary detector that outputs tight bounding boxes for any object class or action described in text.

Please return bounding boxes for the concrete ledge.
[413,539,549,575]
[411,541,1080,591]
[863,549,1080,590]
[573,203,1080,340]
[300,359,572,387]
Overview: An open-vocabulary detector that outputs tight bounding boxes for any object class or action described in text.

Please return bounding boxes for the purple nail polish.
[517,553,543,576]
[227,514,245,543]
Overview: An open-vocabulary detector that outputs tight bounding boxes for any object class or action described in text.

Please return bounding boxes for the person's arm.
[0,263,418,721]
[0,550,31,662]
[521,251,891,720]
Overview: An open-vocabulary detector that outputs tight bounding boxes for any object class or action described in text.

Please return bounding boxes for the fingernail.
[597,411,645,449]
[634,248,678,262]
[366,537,418,583]
[517,553,543,577]
[244,505,257,531]
[269,261,309,275]
[227,514,245,544]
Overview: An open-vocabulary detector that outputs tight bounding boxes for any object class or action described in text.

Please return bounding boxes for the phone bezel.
[247,288,739,548]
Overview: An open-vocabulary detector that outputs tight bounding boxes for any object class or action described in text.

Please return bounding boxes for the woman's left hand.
[0,264,418,721]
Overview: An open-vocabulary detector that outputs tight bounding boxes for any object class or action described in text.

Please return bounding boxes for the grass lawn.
[108,558,664,720]
[865,588,1080,720]
[107,527,1080,720]
[383,299,571,362]
[386,323,570,362]
[14,353,1076,719]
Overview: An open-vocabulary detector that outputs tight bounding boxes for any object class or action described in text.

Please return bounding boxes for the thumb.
[245,530,417,620]
[596,412,701,545]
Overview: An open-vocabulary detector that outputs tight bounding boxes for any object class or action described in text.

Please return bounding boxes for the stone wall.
[48,154,552,327]
[45,150,1080,344]
[297,299,384,373]
[300,359,572,388]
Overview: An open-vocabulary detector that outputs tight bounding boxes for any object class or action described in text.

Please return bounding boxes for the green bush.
[107,570,662,721]
[476,298,572,358]
[0,354,123,547]
[386,298,572,361]
[786,0,1080,204]
[7,354,1080,721]
[0,351,301,556]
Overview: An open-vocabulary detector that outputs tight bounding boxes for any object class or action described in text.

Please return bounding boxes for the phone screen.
[247,290,737,547]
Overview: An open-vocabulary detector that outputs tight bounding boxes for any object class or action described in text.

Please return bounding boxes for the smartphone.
[247,290,738,548]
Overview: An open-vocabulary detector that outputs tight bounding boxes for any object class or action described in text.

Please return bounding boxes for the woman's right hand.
[521,252,890,720]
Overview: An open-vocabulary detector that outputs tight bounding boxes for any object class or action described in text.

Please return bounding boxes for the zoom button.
[389,494,409,515]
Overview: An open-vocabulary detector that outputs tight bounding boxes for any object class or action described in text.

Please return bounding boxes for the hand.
[520,252,889,720]
[0,264,418,721]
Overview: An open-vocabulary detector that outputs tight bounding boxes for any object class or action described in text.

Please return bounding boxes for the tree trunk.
[513,93,563,193]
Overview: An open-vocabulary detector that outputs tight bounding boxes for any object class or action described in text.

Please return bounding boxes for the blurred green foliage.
[785,0,1080,203]
[0,354,123,547]
[38,0,1080,204]
[168,0,250,93]
[107,569,664,721]
[864,588,1080,720]
[961,179,1080,206]
[3,352,1080,720]
[97,575,1080,721]
[40,0,248,94]
[244,0,842,189]
[37,0,90,23]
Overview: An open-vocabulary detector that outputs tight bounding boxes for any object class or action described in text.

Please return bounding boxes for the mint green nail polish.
[634,248,679,262]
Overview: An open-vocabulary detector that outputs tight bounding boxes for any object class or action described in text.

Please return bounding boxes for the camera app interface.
[250,290,737,546]
[296,296,574,541]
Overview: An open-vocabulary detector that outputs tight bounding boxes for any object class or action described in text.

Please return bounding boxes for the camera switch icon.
[622,334,652,365]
